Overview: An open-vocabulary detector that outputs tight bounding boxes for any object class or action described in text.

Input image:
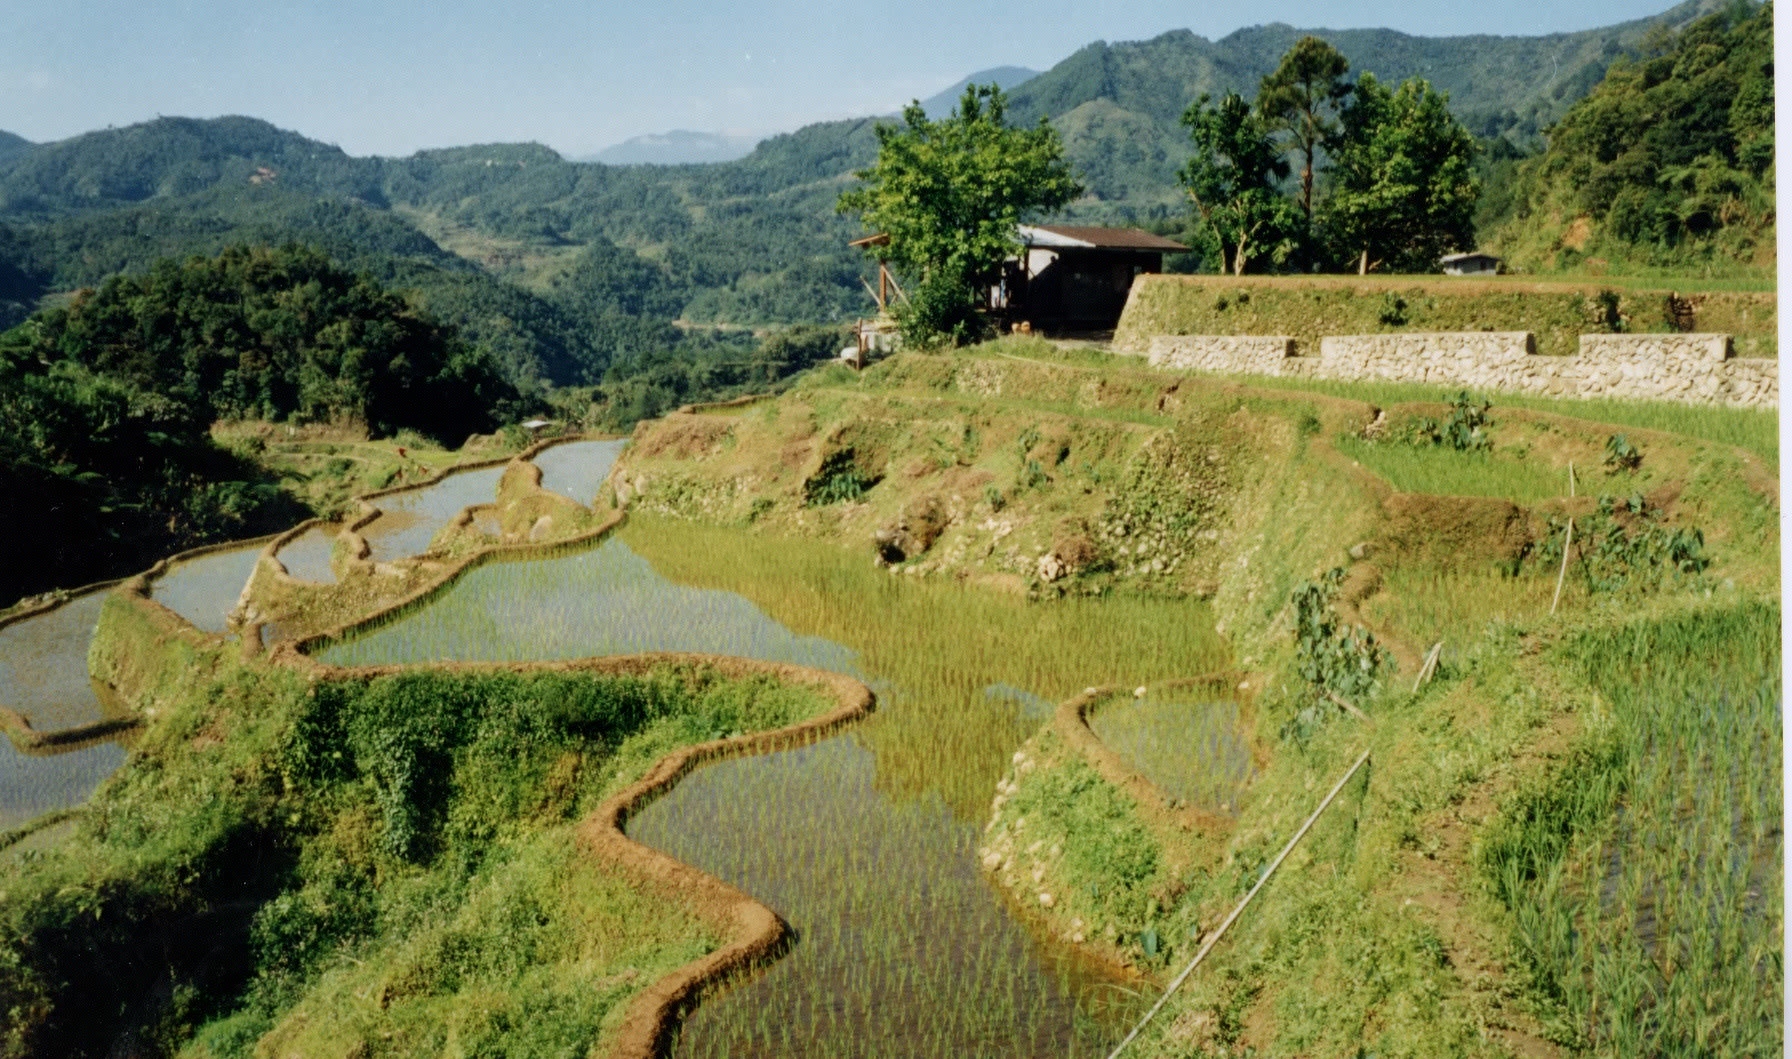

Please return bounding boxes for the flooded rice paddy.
[0,591,110,729]
[322,515,1238,1056]
[359,466,505,561]
[1089,695,1254,813]
[0,592,134,830]
[150,543,264,632]
[0,738,126,832]
[274,525,341,583]
[531,438,625,507]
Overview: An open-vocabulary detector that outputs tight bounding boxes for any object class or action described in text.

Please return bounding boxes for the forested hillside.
[0,245,521,601]
[0,0,1756,394]
[1487,1,1773,274]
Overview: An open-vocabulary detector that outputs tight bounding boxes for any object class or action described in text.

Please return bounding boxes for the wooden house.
[996,226,1188,331]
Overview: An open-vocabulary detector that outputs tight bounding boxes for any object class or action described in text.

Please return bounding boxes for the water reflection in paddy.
[0,738,126,831]
[531,439,626,507]
[359,466,505,562]
[150,544,264,633]
[275,525,340,583]
[319,518,1234,1056]
[0,592,109,729]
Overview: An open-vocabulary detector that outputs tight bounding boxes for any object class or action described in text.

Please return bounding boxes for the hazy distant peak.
[584,130,761,166]
[917,66,1041,116]
[0,131,33,165]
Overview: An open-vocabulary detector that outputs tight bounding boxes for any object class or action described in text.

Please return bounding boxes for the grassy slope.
[614,341,1780,1057]
[0,583,836,1058]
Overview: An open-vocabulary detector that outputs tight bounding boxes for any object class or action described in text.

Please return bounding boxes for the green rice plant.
[326,517,1232,1055]
[1335,436,1569,503]
[1232,374,1778,464]
[1481,601,1782,1055]
[1087,695,1253,812]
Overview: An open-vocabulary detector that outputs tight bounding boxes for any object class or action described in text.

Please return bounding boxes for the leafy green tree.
[1322,74,1479,273]
[837,84,1082,345]
[1178,92,1301,275]
[1492,3,1772,269]
[1258,36,1353,226]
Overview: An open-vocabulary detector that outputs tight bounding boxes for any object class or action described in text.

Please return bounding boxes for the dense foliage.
[1322,73,1480,273]
[2,244,518,440]
[838,86,1082,344]
[1490,2,1774,272]
[1178,92,1301,275]
[0,245,523,603]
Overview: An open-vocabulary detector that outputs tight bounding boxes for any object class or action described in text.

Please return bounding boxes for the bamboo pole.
[1411,641,1443,694]
[1551,518,1574,615]
[1568,461,1576,498]
[1105,748,1373,1059]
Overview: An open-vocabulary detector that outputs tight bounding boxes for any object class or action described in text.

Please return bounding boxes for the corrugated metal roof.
[1022,225,1189,251]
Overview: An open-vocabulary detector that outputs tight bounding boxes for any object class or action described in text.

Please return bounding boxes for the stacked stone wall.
[1139,331,1776,407]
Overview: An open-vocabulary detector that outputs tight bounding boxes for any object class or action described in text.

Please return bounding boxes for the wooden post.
[1551,519,1574,615]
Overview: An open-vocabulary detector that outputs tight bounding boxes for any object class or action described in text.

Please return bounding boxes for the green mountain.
[0,131,32,165]
[1487,1,1773,275]
[0,0,1743,379]
[919,66,1040,116]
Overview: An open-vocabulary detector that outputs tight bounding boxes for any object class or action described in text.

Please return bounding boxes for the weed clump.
[1282,568,1392,741]
[1396,391,1493,452]
[1535,495,1708,596]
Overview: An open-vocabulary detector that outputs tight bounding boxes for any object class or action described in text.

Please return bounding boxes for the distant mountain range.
[0,0,1730,377]
[582,130,762,166]
[918,66,1041,116]
[581,65,1040,167]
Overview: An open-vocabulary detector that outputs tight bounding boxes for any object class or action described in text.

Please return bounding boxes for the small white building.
[1440,252,1501,276]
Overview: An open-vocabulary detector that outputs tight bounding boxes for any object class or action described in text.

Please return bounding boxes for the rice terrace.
[0,0,1782,1056]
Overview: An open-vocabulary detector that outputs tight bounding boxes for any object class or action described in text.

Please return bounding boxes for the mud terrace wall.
[1139,331,1777,407]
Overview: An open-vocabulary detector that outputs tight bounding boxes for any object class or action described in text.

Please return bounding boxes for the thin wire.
[1105,747,1373,1059]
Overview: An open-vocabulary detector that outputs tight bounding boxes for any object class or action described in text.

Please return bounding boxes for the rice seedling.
[1334,436,1571,504]
[324,515,1236,1055]
[1087,696,1253,813]
[0,592,110,729]
[0,737,127,831]
[1481,601,1782,1055]
[272,525,340,584]
[1229,374,1777,464]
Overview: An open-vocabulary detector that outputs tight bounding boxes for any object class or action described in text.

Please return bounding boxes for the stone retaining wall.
[1140,331,1777,407]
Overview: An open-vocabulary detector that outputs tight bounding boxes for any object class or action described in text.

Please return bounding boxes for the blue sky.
[3,0,1694,157]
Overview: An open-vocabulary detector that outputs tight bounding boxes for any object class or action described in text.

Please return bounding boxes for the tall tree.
[1258,36,1353,226]
[1179,92,1301,275]
[1322,74,1480,273]
[837,84,1082,345]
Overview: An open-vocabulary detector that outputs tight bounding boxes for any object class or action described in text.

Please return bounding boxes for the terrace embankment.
[6,563,869,1059]
[612,343,1780,1057]
[1115,273,1777,360]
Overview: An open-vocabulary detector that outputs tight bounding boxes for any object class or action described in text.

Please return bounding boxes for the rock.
[1348,541,1373,560]
[1133,686,1148,698]
[1036,553,1066,583]
[1038,892,1055,908]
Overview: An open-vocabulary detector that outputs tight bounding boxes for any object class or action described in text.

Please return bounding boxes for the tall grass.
[1481,601,1782,1055]
[1334,436,1571,503]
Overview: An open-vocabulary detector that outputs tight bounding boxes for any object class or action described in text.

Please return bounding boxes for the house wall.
[1138,331,1777,407]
